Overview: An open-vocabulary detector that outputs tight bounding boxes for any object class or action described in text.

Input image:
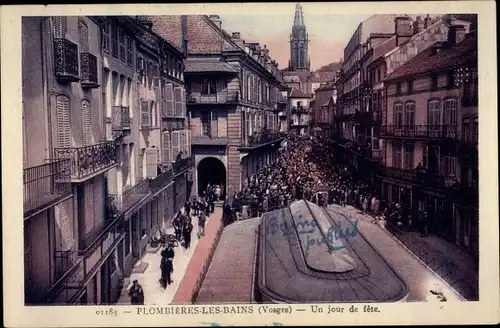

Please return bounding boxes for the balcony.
[173,155,195,176]
[54,142,117,183]
[291,105,309,114]
[45,216,125,304]
[191,135,229,146]
[54,38,79,82]
[380,125,457,140]
[377,166,447,190]
[24,159,72,218]
[108,178,151,217]
[112,106,131,134]
[186,91,239,105]
[149,168,174,193]
[240,130,286,149]
[80,52,99,88]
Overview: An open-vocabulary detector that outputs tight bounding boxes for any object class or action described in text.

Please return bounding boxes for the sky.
[221,6,371,71]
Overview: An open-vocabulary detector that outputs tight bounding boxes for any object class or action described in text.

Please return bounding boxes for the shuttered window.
[140,100,150,127]
[186,129,191,156]
[172,131,180,160]
[118,28,126,62]
[111,23,118,58]
[53,16,67,39]
[55,202,74,251]
[126,36,133,67]
[145,148,158,178]
[84,180,95,234]
[181,130,187,156]
[78,20,89,52]
[82,100,92,146]
[102,21,110,53]
[166,83,174,117]
[181,87,186,118]
[162,131,171,163]
[56,95,71,148]
[174,87,182,117]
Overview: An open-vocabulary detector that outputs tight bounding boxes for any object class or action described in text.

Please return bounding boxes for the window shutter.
[53,16,67,39]
[162,131,171,163]
[140,100,150,127]
[82,100,93,146]
[187,129,191,156]
[55,202,74,251]
[174,87,182,117]
[181,87,186,118]
[78,20,89,53]
[56,95,71,148]
[145,148,158,178]
[183,130,188,156]
[166,83,174,117]
[84,181,95,234]
[172,131,180,159]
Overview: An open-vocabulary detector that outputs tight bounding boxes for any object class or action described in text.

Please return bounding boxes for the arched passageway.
[197,157,227,199]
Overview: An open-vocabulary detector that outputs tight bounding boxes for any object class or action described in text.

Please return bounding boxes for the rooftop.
[384,32,477,81]
[289,87,310,99]
[184,58,238,74]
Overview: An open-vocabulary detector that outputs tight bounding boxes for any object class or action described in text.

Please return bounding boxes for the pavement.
[327,203,474,301]
[116,211,212,306]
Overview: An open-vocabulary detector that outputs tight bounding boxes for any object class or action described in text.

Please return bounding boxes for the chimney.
[394,16,413,46]
[232,32,240,39]
[262,45,269,58]
[448,25,466,46]
[424,14,431,28]
[209,15,221,29]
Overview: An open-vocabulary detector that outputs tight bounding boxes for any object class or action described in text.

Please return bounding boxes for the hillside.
[316,61,342,72]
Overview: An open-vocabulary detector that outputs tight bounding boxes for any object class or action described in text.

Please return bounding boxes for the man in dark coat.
[185,201,191,217]
[198,209,207,238]
[172,212,183,242]
[160,256,173,288]
[183,217,193,249]
[128,280,144,305]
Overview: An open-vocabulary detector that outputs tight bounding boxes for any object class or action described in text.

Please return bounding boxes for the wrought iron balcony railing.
[80,52,99,88]
[112,106,131,132]
[241,131,286,149]
[380,125,458,139]
[108,178,151,217]
[291,105,309,114]
[54,38,80,82]
[377,166,447,190]
[54,142,117,182]
[186,91,239,104]
[173,155,195,176]
[24,159,72,218]
[149,168,174,192]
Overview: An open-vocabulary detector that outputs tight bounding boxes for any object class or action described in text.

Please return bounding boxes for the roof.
[385,32,477,81]
[258,200,409,303]
[184,58,238,74]
[313,88,334,111]
[289,87,310,98]
[372,34,398,61]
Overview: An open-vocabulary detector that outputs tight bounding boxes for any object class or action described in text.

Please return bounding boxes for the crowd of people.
[231,134,433,237]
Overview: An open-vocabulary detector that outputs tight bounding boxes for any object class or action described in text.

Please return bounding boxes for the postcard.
[1,1,498,327]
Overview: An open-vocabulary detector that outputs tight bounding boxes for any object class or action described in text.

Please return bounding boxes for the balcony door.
[428,100,441,138]
[393,103,403,135]
[404,101,415,136]
[444,98,458,137]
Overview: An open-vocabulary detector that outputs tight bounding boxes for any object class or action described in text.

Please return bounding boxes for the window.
[447,70,455,89]
[404,101,415,126]
[162,131,171,163]
[407,79,413,93]
[201,112,211,137]
[392,142,402,169]
[462,79,478,107]
[174,86,184,117]
[393,103,403,128]
[462,118,471,142]
[427,100,441,125]
[444,98,457,125]
[202,78,216,95]
[118,28,126,62]
[431,73,438,91]
[103,21,110,53]
[81,100,93,146]
[56,95,71,148]
[126,36,133,67]
[140,100,150,127]
[444,156,457,176]
[111,23,118,58]
[403,143,414,170]
[165,83,174,117]
[396,82,401,95]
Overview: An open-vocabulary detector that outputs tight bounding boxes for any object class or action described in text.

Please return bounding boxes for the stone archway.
[197,157,227,199]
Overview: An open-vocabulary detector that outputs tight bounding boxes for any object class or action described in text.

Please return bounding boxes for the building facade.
[150,15,285,201]
[379,29,478,255]
[289,87,312,136]
[311,84,336,138]
[22,15,191,306]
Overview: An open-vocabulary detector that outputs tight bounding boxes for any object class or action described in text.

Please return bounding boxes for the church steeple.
[289,3,310,71]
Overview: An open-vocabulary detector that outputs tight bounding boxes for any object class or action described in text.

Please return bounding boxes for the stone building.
[379,29,478,255]
[311,83,336,138]
[22,15,191,306]
[288,87,312,136]
[150,15,285,200]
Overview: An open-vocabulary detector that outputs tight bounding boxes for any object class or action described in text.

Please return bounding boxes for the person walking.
[183,217,193,249]
[160,255,173,288]
[172,212,183,242]
[128,280,144,305]
[198,209,207,238]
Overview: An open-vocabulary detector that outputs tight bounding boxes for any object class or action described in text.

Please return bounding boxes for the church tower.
[289,3,310,71]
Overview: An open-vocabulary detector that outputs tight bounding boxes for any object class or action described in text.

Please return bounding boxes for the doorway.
[197,157,227,198]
